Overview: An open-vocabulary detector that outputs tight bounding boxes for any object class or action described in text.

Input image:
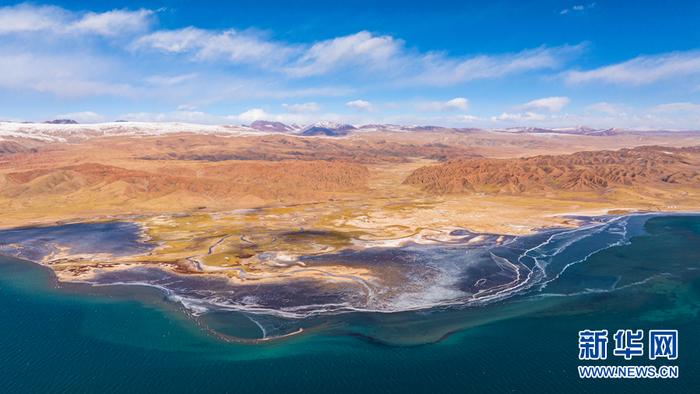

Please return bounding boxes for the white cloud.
[132,27,295,65]
[176,104,198,111]
[0,4,64,34]
[145,73,198,86]
[455,114,480,122]
[0,52,136,97]
[10,4,700,130]
[346,99,374,112]
[0,4,152,37]
[560,3,596,15]
[132,27,204,52]
[134,25,582,87]
[408,45,583,86]
[491,112,546,122]
[520,96,570,112]
[237,108,269,122]
[0,5,153,100]
[69,9,153,36]
[55,111,105,123]
[651,102,700,113]
[565,50,700,85]
[444,97,469,111]
[417,97,469,112]
[170,81,354,105]
[215,84,353,101]
[34,80,135,97]
[286,31,402,77]
[286,32,582,85]
[282,102,320,113]
[483,101,700,130]
[0,42,352,101]
[587,102,626,115]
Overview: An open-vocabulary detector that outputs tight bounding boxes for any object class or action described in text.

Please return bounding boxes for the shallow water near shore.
[0,215,699,393]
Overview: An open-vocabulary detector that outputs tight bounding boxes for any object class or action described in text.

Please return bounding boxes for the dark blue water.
[0,215,698,393]
[0,221,151,261]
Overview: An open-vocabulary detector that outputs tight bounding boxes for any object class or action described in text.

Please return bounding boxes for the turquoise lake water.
[0,215,698,393]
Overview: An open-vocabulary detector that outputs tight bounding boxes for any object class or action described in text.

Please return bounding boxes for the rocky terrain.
[404,146,700,194]
[249,120,300,133]
[135,134,478,163]
[2,123,700,230]
[0,141,34,155]
[2,160,370,202]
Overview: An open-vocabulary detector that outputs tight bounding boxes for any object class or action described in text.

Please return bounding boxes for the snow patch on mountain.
[0,121,260,142]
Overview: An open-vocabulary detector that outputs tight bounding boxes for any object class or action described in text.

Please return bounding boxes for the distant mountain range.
[44,119,79,124]
[249,120,357,136]
[492,126,619,136]
[247,120,464,135]
[247,121,628,136]
[249,120,300,133]
[299,121,357,136]
[0,119,691,143]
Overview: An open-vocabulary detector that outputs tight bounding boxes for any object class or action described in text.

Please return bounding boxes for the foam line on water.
[56,213,669,319]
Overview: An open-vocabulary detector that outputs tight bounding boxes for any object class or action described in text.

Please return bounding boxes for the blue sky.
[1,0,700,128]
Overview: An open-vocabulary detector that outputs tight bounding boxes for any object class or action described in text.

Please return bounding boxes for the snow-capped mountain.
[248,120,301,133]
[44,119,79,125]
[247,120,357,136]
[0,121,257,142]
[1,120,685,144]
[299,121,356,136]
[493,126,618,136]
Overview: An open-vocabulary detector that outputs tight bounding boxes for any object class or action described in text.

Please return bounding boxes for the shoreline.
[3,211,689,312]
[0,253,311,345]
[1,211,696,344]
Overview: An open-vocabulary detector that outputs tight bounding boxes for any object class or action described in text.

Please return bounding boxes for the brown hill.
[403,146,700,194]
[135,134,479,163]
[3,160,370,202]
[0,141,33,155]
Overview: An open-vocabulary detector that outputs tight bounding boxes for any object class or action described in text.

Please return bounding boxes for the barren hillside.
[404,146,700,194]
[2,160,370,202]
